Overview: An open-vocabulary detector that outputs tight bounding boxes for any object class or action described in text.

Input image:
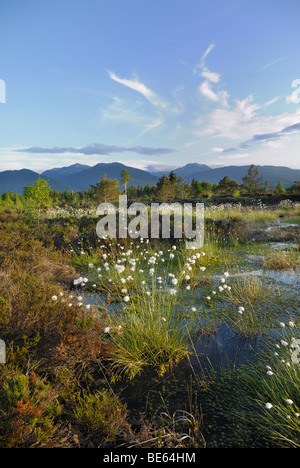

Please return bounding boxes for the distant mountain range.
[174,164,300,187]
[149,163,211,179]
[0,162,299,195]
[42,162,159,192]
[0,169,76,194]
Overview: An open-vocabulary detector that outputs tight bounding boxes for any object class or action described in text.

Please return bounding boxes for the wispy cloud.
[194,43,215,73]
[264,96,280,107]
[17,143,176,157]
[107,70,168,108]
[136,117,164,138]
[196,95,261,140]
[222,122,300,154]
[199,81,219,102]
[201,69,220,83]
[193,87,300,162]
[195,43,229,108]
[199,81,229,107]
[257,57,285,73]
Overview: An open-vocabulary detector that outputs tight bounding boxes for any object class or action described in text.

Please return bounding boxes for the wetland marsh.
[0,201,299,447]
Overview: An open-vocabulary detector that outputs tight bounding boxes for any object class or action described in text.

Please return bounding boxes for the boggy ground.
[0,202,299,448]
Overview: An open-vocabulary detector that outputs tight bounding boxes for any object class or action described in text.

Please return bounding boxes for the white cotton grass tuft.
[73,277,83,286]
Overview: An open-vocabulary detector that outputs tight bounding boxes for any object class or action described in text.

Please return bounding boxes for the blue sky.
[0,0,300,172]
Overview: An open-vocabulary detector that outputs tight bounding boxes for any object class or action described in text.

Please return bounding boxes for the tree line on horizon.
[0,165,299,210]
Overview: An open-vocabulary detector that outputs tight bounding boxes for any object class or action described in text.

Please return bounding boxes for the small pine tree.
[276,180,286,194]
[155,174,175,201]
[24,177,52,209]
[242,165,263,192]
[120,169,132,195]
[23,177,52,225]
[91,173,120,202]
[218,176,239,194]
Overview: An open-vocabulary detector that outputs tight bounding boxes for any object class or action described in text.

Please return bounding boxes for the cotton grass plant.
[226,274,271,307]
[70,237,238,362]
[101,272,195,380]
[70,240,212,379]
[243,323,300,447]
[224,274,284,335]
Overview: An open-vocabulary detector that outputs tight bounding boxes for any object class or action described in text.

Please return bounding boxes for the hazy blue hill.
[0,169,39,195]
[174,163,211,179]
[42,163,90,181]
[182,165,300,188]
[61,162,159,191]
[0,169,76,194]
[151,163,211,179]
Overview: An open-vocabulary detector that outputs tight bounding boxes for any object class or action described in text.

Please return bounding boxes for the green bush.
[73,389,128,444]
[0,369,61,447]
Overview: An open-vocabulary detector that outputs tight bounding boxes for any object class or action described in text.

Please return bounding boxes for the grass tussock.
[262,251,299,270]
[108,309,190,380]
[226,274,269,307]
[240,325,300,447]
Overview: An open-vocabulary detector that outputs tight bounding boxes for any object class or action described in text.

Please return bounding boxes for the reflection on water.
[222,268,300,286]
[191,323,261,370]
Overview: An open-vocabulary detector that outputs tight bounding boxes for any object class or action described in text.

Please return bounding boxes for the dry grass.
[262,252,299,270]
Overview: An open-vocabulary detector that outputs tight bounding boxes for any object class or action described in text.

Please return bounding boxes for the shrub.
[0,369,61,447]
[73,390,129,445]
[205,217,249,243]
